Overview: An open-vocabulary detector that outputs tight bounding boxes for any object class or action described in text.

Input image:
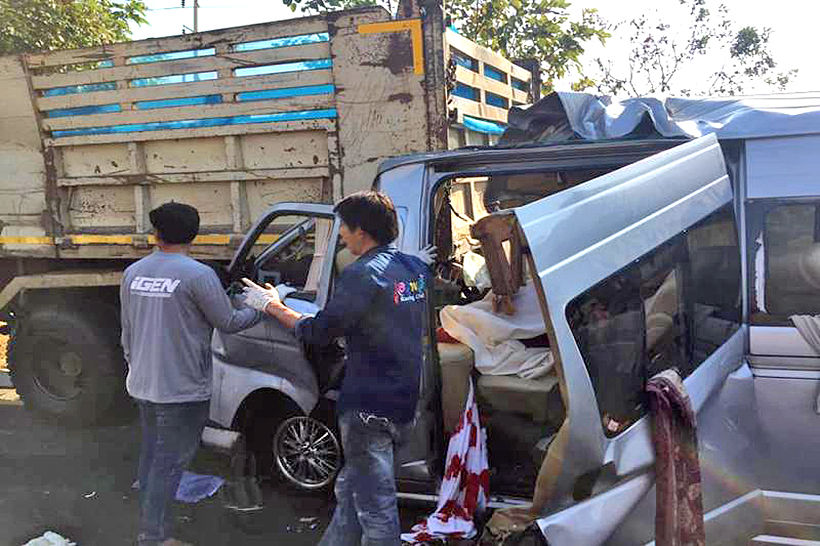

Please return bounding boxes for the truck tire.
[7,302,127,424]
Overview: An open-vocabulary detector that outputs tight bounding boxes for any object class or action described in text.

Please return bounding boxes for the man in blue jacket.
[243,191,430,546]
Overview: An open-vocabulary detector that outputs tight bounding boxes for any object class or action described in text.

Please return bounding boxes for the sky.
[129,0,819,94]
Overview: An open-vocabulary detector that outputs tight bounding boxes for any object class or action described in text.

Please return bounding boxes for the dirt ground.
[0,323,426,542]
[0,403,429,545]
[0,325,430,542]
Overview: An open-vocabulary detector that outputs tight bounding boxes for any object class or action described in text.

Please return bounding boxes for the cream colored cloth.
[440,281,554,379]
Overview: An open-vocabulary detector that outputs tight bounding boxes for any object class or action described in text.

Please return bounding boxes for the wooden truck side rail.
[0,7,533,265]
[0,7,441,262]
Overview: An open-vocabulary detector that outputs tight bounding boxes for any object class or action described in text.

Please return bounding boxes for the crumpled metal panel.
[501,91,820,145]
[512,134,731,514]
[536,473,655,545]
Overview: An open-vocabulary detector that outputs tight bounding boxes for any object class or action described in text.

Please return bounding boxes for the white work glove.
[276,284,298,299]
[241,278,280,312]
[410,244,437,266]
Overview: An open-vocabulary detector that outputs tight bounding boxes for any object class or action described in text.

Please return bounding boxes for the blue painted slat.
[234,33,329,52]
[127,48,216,65]
[234,59,332,77]
[237,84,334,102]
[41,82,118,97]
[52,109,338,138]
[130,71,218,87]
[136,95,223,110]
[44,104,122,118]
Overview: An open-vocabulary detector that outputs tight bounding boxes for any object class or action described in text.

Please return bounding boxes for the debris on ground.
[132,472,226,504]
[83,491,96,499]
[0,388,20,404]
[286,516,321,533]
[300,517,320,530]
[175,471,225,504]
[21,531,76,546]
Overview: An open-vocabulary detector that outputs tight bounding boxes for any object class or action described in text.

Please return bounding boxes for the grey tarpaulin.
[500,91,820,145]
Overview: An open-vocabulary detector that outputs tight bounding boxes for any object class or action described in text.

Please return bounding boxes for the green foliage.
[446,0,607,93]
[593,0,796,97]
[280,0,608,95]
[0,0,147,56]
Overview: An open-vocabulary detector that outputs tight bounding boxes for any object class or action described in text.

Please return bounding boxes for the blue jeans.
[319,411,409,546]
[136,399,209,546]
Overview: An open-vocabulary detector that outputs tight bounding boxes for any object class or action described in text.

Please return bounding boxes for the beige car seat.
[476,373,559,424]
[438,342,475,434]
[437,341,561,433]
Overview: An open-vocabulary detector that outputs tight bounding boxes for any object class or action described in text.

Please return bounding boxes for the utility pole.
[181,0,199,34]
[181,0,201,83]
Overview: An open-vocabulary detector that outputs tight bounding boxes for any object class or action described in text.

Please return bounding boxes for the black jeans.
[136,399,209,545]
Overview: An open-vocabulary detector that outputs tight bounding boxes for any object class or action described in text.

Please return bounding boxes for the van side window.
[750,203,820,322]
[566,205,741,436]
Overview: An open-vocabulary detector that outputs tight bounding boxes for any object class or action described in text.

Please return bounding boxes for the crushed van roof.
[500,91,820,145]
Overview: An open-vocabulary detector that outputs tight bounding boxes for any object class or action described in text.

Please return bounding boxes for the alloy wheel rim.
[274,415,340,489]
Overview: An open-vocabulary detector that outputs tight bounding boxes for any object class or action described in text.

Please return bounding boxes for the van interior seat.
[438,341,561,432]
[438,342,475,434]
[476,373,559,424]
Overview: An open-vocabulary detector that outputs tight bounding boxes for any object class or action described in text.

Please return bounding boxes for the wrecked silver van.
[207,92,820,544]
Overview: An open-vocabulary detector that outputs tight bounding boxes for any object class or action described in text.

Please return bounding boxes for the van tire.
[272,412,341,491]
[8,302,127,425]
[245,396,340,494]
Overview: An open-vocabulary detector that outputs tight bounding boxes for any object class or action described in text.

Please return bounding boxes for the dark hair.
[149,202,200,245]
[333,191,398,246]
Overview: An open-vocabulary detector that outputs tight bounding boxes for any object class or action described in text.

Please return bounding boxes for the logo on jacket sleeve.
[130,276,181,298]
[394,274,427,305]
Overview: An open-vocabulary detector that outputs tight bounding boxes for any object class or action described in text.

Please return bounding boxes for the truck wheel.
[8,303,127,424]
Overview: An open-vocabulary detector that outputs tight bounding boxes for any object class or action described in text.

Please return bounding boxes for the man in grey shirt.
[121,202,260,546]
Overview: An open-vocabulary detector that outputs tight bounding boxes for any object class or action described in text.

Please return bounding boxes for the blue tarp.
[463,115,505,135]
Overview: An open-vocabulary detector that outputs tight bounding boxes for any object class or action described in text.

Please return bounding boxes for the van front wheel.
[273,415,341,491]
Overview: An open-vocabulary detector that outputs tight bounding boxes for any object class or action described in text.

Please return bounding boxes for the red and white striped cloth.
[401,379,490,543]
